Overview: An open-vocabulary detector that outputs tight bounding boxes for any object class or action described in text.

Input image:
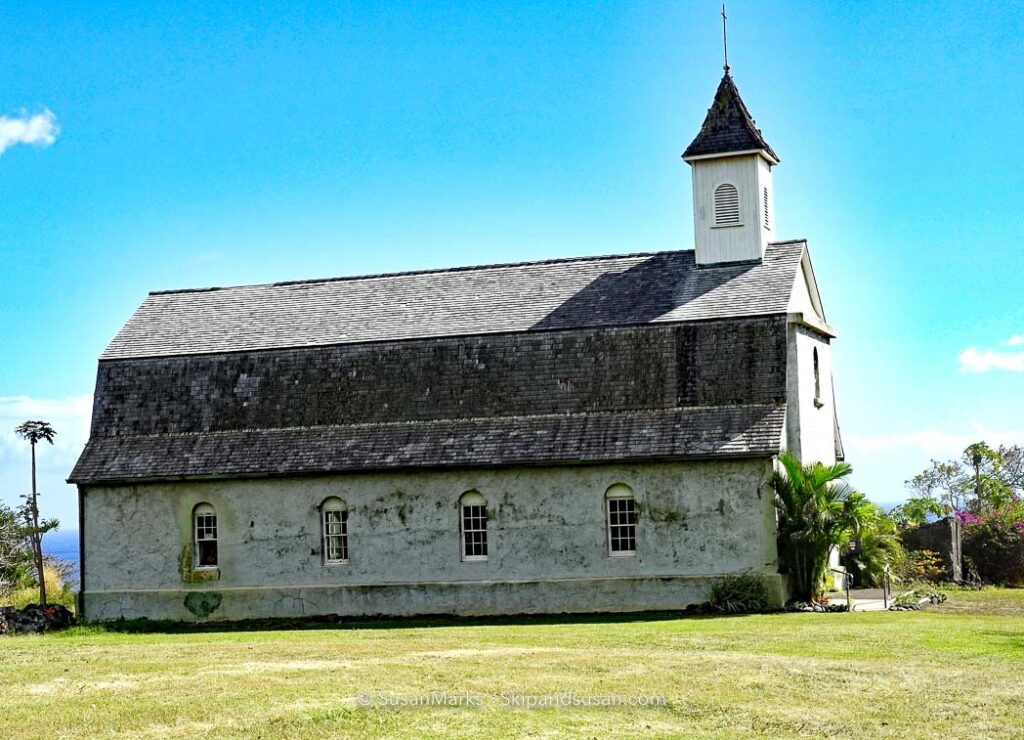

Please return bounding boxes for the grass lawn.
[1,588,1022,738]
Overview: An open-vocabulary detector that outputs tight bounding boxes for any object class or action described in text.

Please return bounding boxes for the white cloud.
[1004,334,1024,347]
[846,430,968,457]
[845,425,1024,506]
[959,346,1024,373]
[847,424,1024,457]
[0,109,60,157]
[0,394,92,523]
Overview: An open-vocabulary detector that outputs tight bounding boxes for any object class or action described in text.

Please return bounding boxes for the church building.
[70,69,842,621]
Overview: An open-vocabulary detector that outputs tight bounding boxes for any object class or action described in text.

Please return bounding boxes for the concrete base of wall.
[82,572,787,623]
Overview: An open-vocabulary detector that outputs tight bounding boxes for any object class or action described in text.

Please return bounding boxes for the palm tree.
[773,451,874,602]
[14,420,58,606]
[845,506,903,587]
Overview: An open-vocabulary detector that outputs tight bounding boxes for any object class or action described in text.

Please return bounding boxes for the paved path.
[826,588,894,612]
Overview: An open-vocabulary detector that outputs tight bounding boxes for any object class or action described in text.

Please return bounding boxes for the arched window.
[714,183,740,226]
[763,186,770,229]
[193,503,218,569]
[605,484,637,556]
[321,497,349,564]
[460,491,488,561]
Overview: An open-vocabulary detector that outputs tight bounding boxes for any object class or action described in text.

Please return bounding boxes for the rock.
[0,604,75,635]
[785,601,840,613]
[787,602,851,613]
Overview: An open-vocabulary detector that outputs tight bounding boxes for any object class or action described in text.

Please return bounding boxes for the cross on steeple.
[721,4,730,74]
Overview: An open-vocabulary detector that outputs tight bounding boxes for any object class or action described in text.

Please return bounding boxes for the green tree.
[14,420,59,606]
[907,459,969,513]
[906,442,1018,516]
[996,444,1024,494]
[773,452,875,602]
[0,502,33,599]
[964,442,1014,510]
[845,505,905,587]
[889,495,949,530]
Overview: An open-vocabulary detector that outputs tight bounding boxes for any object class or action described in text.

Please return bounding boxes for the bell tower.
[683,71,779,266]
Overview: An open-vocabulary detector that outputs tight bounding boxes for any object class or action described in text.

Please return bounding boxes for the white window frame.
[193,503,219,570]
[321,497,349,565]
[460,491,488,562]
[605,484,637,557]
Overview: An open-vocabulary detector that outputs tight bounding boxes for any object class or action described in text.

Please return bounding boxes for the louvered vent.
[714,184,740,226]
[763,187,770,229]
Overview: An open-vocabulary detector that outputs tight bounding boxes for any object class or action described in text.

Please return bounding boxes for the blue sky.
[2,1,1023,525]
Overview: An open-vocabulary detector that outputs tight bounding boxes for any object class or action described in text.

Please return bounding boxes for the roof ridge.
[150,248,694,296]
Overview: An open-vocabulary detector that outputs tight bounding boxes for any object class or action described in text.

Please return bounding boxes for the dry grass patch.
[0,589,1021,738]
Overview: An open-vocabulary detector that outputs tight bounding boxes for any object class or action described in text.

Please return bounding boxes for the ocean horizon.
[43,529,80,587]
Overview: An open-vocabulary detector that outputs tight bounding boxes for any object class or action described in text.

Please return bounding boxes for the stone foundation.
[82,572,787,622]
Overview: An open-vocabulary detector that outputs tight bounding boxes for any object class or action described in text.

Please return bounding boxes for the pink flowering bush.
[959,502,1024,586]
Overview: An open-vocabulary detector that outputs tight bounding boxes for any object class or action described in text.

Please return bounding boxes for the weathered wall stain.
[178,545,219,584]
[183,591,222,618]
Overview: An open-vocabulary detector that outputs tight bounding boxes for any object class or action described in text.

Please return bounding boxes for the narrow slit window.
[813,348,822,402]
[460,492,488,561]
[193,503,218,568]
[322,497,349,564]
[606,484,637,556]
[714,183,740,226]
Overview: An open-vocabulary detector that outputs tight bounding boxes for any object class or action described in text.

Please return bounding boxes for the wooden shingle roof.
[102,241,804,360]
[683,73,779,162]
[71,405,787,484]
[72,242,807,484]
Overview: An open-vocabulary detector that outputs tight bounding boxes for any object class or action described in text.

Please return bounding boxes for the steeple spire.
[682,73,778,163]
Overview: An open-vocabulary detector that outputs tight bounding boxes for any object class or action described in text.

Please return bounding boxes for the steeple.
[683,71,779,266]
[683,73,778,164]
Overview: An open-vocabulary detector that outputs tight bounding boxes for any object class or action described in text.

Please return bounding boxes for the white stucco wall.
[786,322,837,466]
[80,459,784,621]
[787,260,823,321]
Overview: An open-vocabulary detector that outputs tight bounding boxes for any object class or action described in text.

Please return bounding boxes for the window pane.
[196,514,217,541]
[462,504,488,558]
[323,508,349,563]
[608,498,636,553]
[194,511,218,566]
[197,540,218,567]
